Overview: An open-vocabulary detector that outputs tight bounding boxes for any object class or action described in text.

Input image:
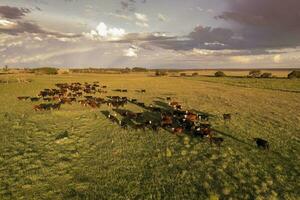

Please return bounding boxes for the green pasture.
[0,73,299,199]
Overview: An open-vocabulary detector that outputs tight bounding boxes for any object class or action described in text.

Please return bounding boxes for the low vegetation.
[248,70,261,78]
[288,70,300,79]
[214,71,226,77]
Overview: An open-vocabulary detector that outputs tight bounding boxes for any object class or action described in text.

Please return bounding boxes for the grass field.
[0,73,299,200]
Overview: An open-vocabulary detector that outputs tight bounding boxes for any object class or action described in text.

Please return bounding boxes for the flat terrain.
[0,73,299,200]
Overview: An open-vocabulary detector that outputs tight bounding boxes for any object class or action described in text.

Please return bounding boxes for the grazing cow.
[161,114,173,127]
[43,97,52,102]
[254,138,269,150]
[169,101,179,107]
[108,114,119,124]
[17,96,29,101]
[193,124,211,137]
[130,99,138,103]
[184,112,199,123]
[120,119,128,129]
[193,126,205,138]
[30,97,40,102]
[199,113,209,121]
[175,105,182,110]
[208,134,224,147]
[149,124,160,132]
[88,101,100,108]
[223,113,231,121]
[51,102,62,110]
[84,96,93,99]
[33,103,52,111]
[173,110,186,118]
[137,102,146,108]
[172,127,184,134]
[133,124,146,131]
[182,119,195,131]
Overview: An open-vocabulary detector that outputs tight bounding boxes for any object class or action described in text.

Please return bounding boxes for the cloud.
[4,46,96,64]
[189,26,233,44]
[134,13,149,28]
[135,13,148,22]
[147,25,236,51]
[158,14,167,22]
[273,55,281,63]
[84,22,126,41]
[0,20,81,39]
[0,19,17,29]
[123,45,139,57]
[108,13,132,21]
[120,0,146,12]
[0,6,30,19]
[135,22,149,28]
[229,56,251,64]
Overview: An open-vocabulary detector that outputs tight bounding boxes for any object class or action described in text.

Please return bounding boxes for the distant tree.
[180,73,187,77]
[3,65,8,71]
[248,70,261,78]
[192,72,199,76]
[132,67,148,72]
[288,70,300,79]
[215,71,226,77]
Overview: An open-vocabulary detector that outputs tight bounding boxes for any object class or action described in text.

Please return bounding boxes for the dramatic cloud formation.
[1,1,300,68]
[216,0,300,48]
[0,6,30,19]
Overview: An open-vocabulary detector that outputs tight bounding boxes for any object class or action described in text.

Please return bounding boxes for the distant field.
[0,73,299,200]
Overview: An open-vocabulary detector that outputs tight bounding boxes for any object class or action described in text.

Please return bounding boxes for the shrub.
[155,70,168,76]
[215,71,226,77]
[180,73,187,77]
[260,72,272,78]
[288,70,300,79]
[192,72,199,76]
[249,70,261,78]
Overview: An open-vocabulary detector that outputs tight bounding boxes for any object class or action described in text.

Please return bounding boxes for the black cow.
[254,138,269,150]
[223,113,231,121]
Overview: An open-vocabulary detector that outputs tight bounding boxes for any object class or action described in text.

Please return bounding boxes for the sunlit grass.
[0,73,299,199]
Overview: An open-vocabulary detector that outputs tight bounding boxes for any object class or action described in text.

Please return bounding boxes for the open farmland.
[0,73,299,200]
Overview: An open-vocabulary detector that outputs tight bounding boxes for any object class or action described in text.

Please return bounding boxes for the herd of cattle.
[17,82,270,150]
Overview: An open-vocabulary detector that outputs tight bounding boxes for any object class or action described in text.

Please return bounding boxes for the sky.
[0,0,300,68]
